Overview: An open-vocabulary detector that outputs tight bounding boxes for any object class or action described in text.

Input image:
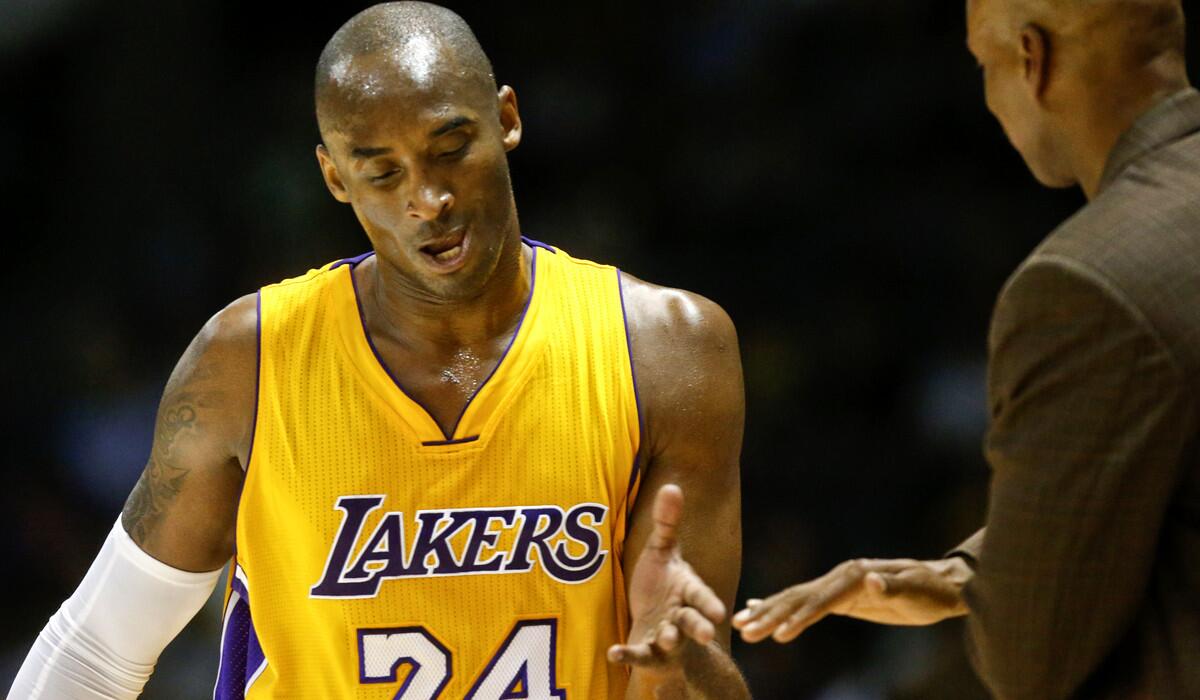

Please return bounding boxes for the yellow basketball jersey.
[214,238,641,699]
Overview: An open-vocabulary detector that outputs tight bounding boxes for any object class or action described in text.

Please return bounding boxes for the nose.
[407,180,454,221]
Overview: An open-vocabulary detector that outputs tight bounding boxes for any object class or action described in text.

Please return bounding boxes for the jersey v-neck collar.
[333,245,548,449]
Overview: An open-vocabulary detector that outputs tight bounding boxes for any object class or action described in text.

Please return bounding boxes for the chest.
[371,338,511,440]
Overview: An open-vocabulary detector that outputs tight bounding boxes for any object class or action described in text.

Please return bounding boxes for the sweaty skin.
[119,3,749,697]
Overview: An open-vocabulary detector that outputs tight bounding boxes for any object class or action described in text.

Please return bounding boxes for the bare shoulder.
[194,292,258,367]
[207,292,259,342]
[618,272,743,455]
[618,271,738,356]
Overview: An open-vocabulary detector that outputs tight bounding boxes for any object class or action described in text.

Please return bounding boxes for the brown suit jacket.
[956,89,1200,699]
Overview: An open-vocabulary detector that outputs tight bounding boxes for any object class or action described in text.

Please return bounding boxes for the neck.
[362,234,532,354]
[1073,54,1190,199]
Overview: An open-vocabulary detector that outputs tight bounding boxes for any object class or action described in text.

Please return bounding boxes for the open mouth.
[418,228,469,269]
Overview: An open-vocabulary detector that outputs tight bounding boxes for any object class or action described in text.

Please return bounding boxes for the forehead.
[329,48,485,104]
[329,32,449,93]
[321,53,491,142]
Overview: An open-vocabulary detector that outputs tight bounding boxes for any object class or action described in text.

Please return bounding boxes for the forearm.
[627,641,750,700]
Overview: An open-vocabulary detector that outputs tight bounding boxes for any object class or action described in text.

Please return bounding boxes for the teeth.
[433,245,462,262]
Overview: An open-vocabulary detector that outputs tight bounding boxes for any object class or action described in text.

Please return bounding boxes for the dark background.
[4,1,1187,698]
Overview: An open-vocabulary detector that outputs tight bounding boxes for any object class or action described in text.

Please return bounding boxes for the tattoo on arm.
[111,300,255,569]
[121,398,199,545]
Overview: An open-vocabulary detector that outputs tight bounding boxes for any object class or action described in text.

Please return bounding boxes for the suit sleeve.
[948,528,985,567]
[964,256,1195,700]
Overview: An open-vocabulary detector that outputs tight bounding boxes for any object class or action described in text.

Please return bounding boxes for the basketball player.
[734,0,1200,697]
[8,3,750,698]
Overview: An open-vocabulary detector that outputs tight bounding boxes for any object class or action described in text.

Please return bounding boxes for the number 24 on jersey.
[359,618,567,699]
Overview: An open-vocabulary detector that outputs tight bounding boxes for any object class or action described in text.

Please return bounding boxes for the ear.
[497,85,522,152]
[316,144,351,203]
[1019,23,1051,101]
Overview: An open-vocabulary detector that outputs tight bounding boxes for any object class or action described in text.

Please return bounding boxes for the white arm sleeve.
[8,519,224,700]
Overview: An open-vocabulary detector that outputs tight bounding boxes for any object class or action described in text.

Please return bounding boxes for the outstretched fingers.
[674,600,717,645]
[732,590,803,643]
[682,573,727,625]
[768,603,829,643]
[607,620,681,667]
[734,564,863,642]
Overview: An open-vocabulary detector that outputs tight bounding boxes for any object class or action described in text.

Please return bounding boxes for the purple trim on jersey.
[213,603,248,699]
[357,626,452,697]
[345,255,448,437]
[243,291,262,471]
[445,245,540,438]
[214,571,268,700]
[230,569,249,600]
[245,629,266,692]
[465,619,565,700]
[520,235,557,253]
[616,269,645,510]
[331,251,375,269]
[420,435,481,447]
[344,247,538,441]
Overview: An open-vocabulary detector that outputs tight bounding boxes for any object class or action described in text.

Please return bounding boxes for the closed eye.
[370,169,400,182]
[437,141,470,160]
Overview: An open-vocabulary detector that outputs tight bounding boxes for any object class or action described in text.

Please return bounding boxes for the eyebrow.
[347,116,476,158]
[431,115,475,137]
[350,146,393,159]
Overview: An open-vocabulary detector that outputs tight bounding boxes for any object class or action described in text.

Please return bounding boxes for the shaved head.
[315,2,496,136]
[975,0,1185,60]
[967,0,1190,195]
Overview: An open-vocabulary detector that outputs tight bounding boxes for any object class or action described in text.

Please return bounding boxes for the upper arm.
[120,293,258,573]
[965,258,1194,697]
[620,273,745,644]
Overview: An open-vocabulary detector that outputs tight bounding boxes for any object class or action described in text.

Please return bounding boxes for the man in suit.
[734,0,1200,697]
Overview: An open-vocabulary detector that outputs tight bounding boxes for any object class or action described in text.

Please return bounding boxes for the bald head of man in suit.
[967,0,1188,195]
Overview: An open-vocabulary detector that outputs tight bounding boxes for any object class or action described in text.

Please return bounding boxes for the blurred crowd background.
[5,1,1193,698]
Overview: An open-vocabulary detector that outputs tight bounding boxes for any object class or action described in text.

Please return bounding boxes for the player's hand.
[607,484,727,671]
[732,556,972,643]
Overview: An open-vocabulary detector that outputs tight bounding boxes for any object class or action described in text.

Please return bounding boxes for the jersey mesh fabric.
[218,241,640,699]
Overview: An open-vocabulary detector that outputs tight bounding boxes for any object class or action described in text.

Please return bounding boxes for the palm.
[627,539,692,622]
[608,485,727,666]
[835,579,947,625]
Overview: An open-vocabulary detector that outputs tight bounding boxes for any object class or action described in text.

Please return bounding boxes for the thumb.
[867,571,927,597]
[646,484,684,556]
[865,572,891,595]
[870,567,957,601]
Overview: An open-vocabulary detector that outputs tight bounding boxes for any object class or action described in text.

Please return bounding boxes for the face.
[316,54,523,303]
[967,0,1075,187]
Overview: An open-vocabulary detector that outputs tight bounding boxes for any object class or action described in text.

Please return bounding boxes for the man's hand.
[732,556,972,643]
[607,484,728,671]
